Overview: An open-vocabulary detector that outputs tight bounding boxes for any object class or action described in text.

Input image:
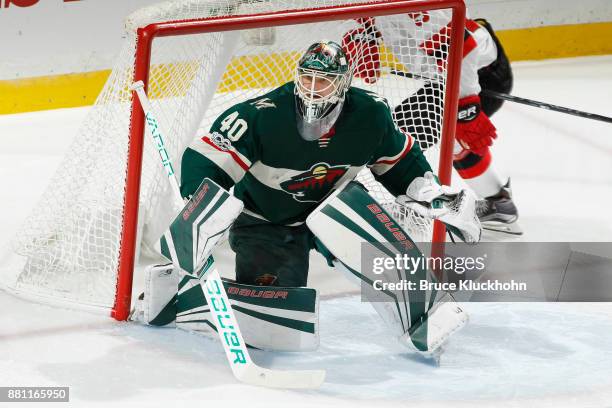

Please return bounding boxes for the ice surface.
[1,56,612,407]
[2,293,612,407]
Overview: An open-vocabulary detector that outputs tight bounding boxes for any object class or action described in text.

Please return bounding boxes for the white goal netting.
[1,0,461,313]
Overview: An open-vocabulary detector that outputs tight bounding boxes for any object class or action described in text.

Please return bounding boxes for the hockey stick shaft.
[130,81,325,389]
[390,70,612,124]
[131,82,184,205]
[479,89,612,124]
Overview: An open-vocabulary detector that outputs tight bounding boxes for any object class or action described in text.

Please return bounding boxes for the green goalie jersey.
[180,82,432,226]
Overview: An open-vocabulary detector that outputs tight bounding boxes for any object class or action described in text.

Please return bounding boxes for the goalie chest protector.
[183,82,428,225]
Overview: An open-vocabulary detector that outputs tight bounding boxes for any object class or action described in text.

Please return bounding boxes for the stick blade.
[237,365,326,389]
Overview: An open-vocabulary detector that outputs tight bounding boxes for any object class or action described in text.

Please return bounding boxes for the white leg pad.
[131,263,179,327]
[399,293,469,354]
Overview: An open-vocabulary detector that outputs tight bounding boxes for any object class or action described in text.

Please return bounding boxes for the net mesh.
[3,0,456,309]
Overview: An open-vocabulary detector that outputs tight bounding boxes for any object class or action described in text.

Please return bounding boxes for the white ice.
[1,55,612,407]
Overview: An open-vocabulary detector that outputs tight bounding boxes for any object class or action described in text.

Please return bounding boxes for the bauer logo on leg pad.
[177,272,319,352]
[306,181,420,262]
[160,178,243,274]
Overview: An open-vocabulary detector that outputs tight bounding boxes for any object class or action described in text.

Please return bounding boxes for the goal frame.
[112,0,466,320]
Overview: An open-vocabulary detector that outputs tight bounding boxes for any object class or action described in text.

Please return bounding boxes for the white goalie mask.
[294,41,352,141]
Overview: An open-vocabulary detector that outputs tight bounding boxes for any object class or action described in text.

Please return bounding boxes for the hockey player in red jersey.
[343,13,522,235]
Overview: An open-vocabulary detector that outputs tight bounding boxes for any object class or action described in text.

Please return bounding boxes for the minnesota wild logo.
[280,163,349,202]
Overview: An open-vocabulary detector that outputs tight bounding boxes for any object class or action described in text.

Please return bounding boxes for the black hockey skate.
[476,180,523,235]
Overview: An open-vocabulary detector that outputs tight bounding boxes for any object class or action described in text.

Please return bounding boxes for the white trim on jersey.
[369,132,414,176]
[190,134,252,183]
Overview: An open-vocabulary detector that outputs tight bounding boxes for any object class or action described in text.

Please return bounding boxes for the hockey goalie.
[136,41,481,356]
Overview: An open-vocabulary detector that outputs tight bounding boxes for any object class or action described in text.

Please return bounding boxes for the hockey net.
[1,0,464,318]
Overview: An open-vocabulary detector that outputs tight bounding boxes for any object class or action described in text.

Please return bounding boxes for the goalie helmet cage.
[4,0,465,320]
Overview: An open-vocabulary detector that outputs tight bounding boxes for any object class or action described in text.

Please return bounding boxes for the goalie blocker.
[138,178,468,354]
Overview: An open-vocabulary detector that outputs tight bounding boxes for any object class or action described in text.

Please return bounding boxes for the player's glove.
[455,95,497,150]
[342,17,381,84]
[396,172,482,243]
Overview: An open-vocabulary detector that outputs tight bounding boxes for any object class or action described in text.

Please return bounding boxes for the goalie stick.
[131,81,326,389]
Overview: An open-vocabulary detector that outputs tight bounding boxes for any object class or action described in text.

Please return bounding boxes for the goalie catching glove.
[397,172,482,243]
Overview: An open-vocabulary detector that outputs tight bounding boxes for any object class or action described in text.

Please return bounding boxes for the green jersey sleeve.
[368,106,432,197]
[180,103,259,198]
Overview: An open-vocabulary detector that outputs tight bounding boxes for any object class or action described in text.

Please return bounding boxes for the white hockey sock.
[463,163,508,198]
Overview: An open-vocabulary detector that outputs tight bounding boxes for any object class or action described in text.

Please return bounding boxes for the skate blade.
[482,220,523,235]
